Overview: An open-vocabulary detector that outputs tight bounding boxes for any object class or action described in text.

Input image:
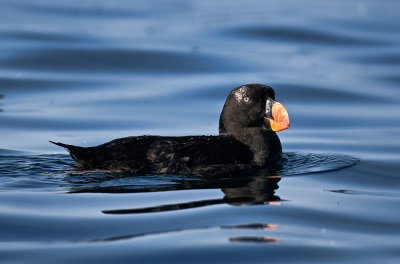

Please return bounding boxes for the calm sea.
[0,0,399,263]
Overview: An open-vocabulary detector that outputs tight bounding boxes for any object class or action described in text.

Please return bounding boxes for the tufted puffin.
[50,84,290,176]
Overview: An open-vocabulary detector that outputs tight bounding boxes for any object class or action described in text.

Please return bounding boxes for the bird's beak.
[264,99,290,132]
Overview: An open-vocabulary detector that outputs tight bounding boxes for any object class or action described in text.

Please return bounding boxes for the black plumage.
[50,84,289,176]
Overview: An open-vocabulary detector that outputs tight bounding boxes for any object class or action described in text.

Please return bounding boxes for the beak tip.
[268,101,290,132]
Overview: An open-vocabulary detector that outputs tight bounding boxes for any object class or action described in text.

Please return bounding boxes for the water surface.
[0,0,400,263]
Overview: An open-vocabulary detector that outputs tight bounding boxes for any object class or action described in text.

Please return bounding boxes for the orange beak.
[264,100,290,132]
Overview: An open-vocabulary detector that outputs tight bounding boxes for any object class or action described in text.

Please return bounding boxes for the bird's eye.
[243,97,250,103]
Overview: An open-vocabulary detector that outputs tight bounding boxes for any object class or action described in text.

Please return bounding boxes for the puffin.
[50,84,290,176]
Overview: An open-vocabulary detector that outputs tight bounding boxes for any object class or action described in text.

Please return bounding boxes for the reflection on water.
[229,236,279,244]
[0,94,3,112]
[222,223,280,231]
[0,150,358,237]
[102,175,281,214]
[89,222,280,244]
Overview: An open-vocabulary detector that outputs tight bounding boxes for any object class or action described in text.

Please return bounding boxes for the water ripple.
[230,26,383,46]
[352,53,400,65]
[2,31,87,43]
[0,94,3,112]
[0,152,358,193]
[13,2,151,19]
[1,47,252,73]
[277,153,359,176]
[0,77,102,92]
[328,189,400,198]
[272,83,390,103]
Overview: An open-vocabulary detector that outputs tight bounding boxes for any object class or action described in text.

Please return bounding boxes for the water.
[0,0,400,263]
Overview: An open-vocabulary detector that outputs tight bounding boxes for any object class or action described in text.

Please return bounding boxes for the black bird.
[50,84,290,176]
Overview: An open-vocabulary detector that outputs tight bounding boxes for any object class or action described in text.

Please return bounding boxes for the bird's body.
[51,84,290,176]
[52,135,255,176]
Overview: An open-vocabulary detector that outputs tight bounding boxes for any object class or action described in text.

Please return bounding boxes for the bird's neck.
[221,127,282,167]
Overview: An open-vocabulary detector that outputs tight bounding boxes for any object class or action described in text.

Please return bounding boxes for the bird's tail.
[49,140,85,165]
[49,140,74,149]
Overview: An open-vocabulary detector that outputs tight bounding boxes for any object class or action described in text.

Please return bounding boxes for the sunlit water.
[0,0,400,263]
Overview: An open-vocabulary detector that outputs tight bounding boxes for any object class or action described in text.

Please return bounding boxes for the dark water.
[1,0,400,263]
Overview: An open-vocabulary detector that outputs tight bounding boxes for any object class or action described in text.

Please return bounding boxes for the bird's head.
[219,84,290,135]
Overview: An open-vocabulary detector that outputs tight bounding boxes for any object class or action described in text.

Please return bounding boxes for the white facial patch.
[234,86,247,103]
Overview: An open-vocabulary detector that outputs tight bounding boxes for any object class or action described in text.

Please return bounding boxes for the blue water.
[1,0,400,263]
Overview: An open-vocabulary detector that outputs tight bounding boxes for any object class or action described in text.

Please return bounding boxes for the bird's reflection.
[65,166,282,214]
[89,222,280,244]
[102,175,281,214]
[230,237,279,243]
[66,168,283,244]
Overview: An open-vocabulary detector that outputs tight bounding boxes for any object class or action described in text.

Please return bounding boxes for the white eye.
[243,97,250,103]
